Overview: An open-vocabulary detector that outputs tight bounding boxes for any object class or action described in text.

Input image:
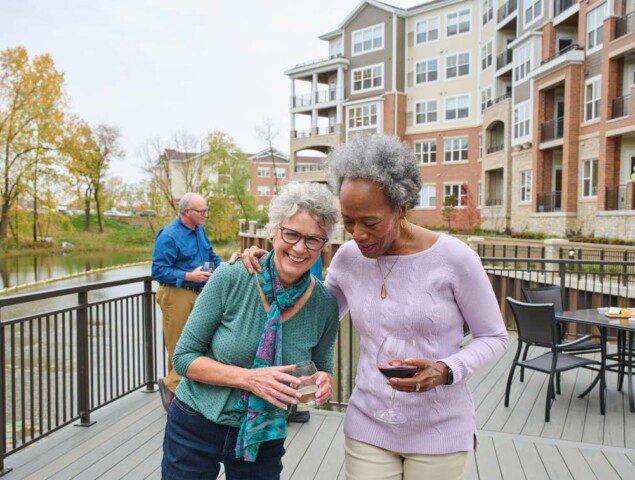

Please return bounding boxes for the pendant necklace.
[377,255,400,299]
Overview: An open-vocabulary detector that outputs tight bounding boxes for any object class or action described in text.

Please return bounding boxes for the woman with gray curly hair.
[162,182,341,480]
[235,134,508,480]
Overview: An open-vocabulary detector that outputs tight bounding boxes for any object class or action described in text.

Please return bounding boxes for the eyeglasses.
[188,208,209,216]
[278,226,327,251]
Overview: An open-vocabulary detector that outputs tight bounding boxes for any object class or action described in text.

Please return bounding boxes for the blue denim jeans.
[162,396,285,479]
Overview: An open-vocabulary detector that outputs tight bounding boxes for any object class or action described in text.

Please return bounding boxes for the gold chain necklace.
[377,256,400,300]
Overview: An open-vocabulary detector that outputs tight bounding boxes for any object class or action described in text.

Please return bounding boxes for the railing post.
[142,279,156,392]
[0,313,13,476]
[559,261,568,310]
[75,290,95,427]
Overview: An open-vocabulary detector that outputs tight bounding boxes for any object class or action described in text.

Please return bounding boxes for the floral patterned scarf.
[234,250,312,462]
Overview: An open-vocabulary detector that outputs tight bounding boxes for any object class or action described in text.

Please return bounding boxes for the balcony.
[611,94,631,119]
[487,144,504,154]
[294,129,312,138]
[290,88,338,109]
[292,53,344,69]
[605,184,634,210]
[615,12,634,40]
[555,0,576,15]
[485,197,503,206]
[537,191,562,212]
[496,49,513,70]
[541,117,564,142]
[497,0,517,23]
[540,43,581,66]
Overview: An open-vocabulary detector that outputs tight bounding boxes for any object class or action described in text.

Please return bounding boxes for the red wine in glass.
[374,335,417,425]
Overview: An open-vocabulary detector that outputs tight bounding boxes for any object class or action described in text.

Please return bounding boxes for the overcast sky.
[1,0,417,183]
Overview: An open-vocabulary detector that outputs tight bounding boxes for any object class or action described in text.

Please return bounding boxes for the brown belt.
[159,283,203,293]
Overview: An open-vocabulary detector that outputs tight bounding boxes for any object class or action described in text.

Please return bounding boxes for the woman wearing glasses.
[161,182,341,479]
[233,134,508,480]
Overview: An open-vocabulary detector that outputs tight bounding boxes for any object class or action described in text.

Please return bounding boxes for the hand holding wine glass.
[388,358,449,393]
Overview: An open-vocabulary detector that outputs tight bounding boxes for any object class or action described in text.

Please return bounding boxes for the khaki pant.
[156,285,199,393]
[345,436,473,480]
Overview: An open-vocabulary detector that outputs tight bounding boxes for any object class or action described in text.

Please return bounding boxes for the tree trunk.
[32,161,38,243]
[0,199,10,240]
[84,185,91,231]
[94,187,103,233]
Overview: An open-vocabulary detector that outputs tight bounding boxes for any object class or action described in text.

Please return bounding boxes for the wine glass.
[374,335,417,424]
[290,361,318,407]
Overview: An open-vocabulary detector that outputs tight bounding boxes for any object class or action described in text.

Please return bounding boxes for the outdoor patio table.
[557,309,635,413]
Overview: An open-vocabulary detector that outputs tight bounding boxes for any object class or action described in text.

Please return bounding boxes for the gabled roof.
[329,0,407,33]
[248,147,290,163]
[161,149,200,162]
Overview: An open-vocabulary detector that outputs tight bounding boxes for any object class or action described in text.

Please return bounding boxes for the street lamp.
[568,247,575,260]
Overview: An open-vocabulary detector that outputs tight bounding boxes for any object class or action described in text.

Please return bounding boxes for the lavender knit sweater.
[324,233,508,454]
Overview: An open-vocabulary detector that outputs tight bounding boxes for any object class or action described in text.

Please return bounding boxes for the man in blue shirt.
[152,192,222,411]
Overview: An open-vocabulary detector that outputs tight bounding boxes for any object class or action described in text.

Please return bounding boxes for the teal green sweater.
[173,262,340,427]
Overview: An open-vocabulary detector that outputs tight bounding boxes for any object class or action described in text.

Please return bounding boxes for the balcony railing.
[294,130,311,138]
[611,94,631,119]
[315,88,337,104]
[485,197,503,206]
[292,53,344,69]
[497,0,518,22]
[555,0,577,16]
[291,88,338,108]
[537,191,562,212]
[541,117,564,142]
[605,185,632,210]
[317,126,335,135]
[487,144,504,154]
[496,49,513,70]
[540,43,581,66]
[615,12,634,39]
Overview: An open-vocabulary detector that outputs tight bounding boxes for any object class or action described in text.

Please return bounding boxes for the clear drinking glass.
[202,262,215,273]
[374,335,418,425]
[291,361,318,407]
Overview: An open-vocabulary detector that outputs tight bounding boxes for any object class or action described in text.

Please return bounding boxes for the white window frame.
[513,101,532,143]
[582,159,599,197]
[586,2,607,55]
[415,16,439,45]
[478,181,483,207]
[524,0,543,28]
[415,99,438,125]
[414,140,437,164]
[347,103,379,131]
[446,7,472,38]
[257,167,270,178]
[351,23,384,56]
[445,94,470,121]
[444,137,469,163]
[585,75,602,121]
[444,183,468,207]
[351,63,384,93]
[482,0,493,25]
[445,51,471,80]
[417,184,437,209]
[520,170,532,203]
[481,41,493,70]
[514,43,531,82]
[415,58,439,84]
[481,86,493,113]
[274,167,286,178]
[257,185,271,196]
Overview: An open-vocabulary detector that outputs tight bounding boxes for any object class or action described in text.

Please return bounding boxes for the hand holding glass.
[290,361,318,407]
[202,262,215,273]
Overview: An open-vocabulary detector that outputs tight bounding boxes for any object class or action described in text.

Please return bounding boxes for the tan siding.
[514,80,531,104]
[396,16,406,92]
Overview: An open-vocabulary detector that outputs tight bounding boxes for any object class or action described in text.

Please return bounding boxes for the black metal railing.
[294,129,312,138]
[605,184,631,210]
[611,95,631,119]
[290,93,313,108]
[497,0,518,23]
[615,12,634,39]
[497,49,513,70]
[315,88,337,104]
[485,197,503,206]
[555,0,577,16]
[292,53,344,69]
[541,117,564,142]
[0,276,164,473]
[317,126,335,135]
[487,144,504,154]
[540,43,581,66]
[536,191,562,212]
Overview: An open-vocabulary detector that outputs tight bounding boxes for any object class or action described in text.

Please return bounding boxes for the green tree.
[91,124,124,233]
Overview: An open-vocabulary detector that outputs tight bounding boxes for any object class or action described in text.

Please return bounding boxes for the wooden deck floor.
[3,336,635,479]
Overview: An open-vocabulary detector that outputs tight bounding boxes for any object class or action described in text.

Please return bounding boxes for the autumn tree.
[255,117,281,194]
[91,125,124,232]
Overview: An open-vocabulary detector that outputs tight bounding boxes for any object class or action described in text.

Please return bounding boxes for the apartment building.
[248,148,290,210]
[156,149,218,207]
[285,0,635,240]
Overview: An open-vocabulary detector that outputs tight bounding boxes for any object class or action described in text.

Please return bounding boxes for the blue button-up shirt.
[151,217,223,288]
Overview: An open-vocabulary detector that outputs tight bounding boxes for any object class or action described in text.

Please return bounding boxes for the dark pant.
[162,396,285,480]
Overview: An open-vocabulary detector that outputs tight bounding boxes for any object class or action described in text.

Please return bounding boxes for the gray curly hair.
[326,134,422,210]
[266,182,340,239]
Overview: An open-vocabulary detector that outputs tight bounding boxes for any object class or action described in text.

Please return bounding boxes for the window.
[582,159,598,197]
[415,59,438,84]
[479,134,483,158]
[352,64,383,92]
[414,141,437,164]
[446,8,471,37]
[525,0,543,25]
[585,76,601,121]
[444,184,467,206]
[257,167,270,177]
[446,52,470,79]
[257,186,270,196]
[520,170,532,202]
[418,185,437,207]
[513,102,531,139]
[352,24,384,55]
[514,43,531,82]
[416,17,439,44]
[482,0,493,25]
[348,103,378,129]
[444,137,469,162]
[478,182,483,207]
[481,87,493,113]
[274,167,286,178]
[587,3,607,53]
[481,41,493,70]
[415,100,438,124]
[445,95,470,121]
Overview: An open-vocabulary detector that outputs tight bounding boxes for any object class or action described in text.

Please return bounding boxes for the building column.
[290,112,295,132]
[311,72,318,131]
[336,67,344,125]
[561,65,583,213]
[290,77,295,108]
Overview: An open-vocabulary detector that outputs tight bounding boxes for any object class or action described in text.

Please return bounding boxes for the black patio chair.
[505,298,604,422]
[521,286,602,389]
